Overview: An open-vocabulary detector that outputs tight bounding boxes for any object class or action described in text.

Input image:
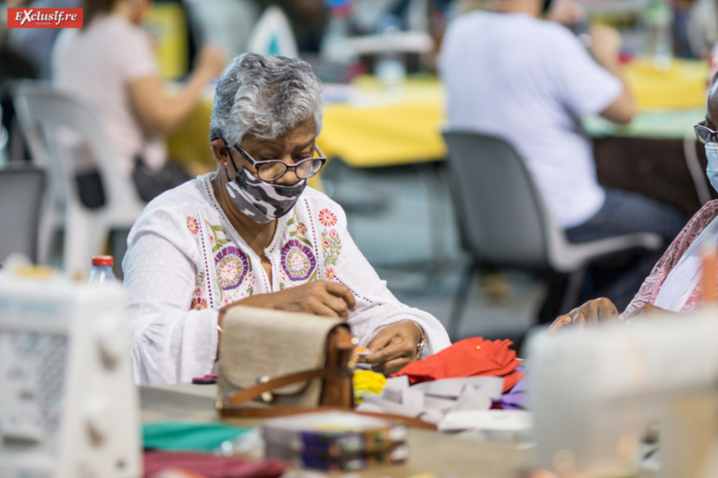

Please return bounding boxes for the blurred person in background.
[550,72,718,329]
[52,0,227,203]
[439,0,687,309]
[687,0,717,59]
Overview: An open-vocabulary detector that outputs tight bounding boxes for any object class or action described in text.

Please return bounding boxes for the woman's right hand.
[224,280,357,321]
[195,43,227,80]
[547,298,619,333]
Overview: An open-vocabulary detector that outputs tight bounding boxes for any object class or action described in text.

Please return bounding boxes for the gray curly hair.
[210,53,324,147]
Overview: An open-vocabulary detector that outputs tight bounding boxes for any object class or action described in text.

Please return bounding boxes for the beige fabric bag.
[217,306,355,411]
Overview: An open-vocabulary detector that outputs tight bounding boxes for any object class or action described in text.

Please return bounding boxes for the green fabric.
[142,422,251,451]
[583,109,704,140]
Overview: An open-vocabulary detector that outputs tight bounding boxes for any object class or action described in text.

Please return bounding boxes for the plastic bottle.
[375,16,406,92]
[644,0,673,72]
[88,255,117,285]
[320,0,355,64]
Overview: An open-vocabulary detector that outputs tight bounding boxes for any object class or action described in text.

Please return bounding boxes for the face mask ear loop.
[223,140,241,181]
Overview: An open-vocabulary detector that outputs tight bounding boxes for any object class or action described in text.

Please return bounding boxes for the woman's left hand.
[363,321,423,375]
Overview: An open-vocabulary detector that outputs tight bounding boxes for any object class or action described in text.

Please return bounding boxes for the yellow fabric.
[353,369,387,404]
[317,76,446,168]
[625,59,709,110]
[144,4,189,80]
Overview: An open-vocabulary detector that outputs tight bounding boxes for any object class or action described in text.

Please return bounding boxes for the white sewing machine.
[528,308,718,478]
[0,258,140,478]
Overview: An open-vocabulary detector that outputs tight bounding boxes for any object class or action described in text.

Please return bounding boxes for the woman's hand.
[225,280,357,320]
[363,321,423,375]
[547,298,619,333]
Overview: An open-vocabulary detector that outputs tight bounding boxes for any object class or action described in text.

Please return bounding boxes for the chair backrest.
[442,130,551,270]
[12,81,144,213]
[183,0,260,58]
[0,164,44,264]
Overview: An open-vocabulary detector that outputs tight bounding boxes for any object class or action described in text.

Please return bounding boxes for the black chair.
[442,131,663,339]
[0,163,45,264]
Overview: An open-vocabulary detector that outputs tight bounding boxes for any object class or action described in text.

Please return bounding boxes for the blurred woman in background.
[52,0,226,202]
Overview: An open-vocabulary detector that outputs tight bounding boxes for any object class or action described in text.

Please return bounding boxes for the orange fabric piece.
[391,337,524,393]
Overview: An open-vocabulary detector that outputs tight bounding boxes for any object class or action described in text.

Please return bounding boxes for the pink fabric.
[622,200,718,318]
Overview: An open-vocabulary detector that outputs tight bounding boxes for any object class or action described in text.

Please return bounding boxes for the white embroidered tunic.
[123,174,452,385]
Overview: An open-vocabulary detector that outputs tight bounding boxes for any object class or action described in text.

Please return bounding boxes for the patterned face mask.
[225,168,307,224]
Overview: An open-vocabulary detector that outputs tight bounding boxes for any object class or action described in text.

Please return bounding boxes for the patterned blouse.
[123,174,451,385]
[622,200,718,319]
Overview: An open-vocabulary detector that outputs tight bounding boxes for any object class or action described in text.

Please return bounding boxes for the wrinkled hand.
[230,280,356,319]
[547,298,619,333]
[364,321,423,375]
[195,43,227,79]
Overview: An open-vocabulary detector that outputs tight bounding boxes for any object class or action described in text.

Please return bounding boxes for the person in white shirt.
[438,0,685,246]
[123,53,451,385]
[52,0,226,202]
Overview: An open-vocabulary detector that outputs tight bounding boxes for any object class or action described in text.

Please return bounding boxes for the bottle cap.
[92,255,114,267]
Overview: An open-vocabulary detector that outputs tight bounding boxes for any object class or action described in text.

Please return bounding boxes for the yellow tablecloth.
[167,59,710,172]
[316,76,447,168]
[626,59,709,110]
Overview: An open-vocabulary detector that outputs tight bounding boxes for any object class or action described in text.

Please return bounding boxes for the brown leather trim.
[217,404,437,431]
[222,368,352,406]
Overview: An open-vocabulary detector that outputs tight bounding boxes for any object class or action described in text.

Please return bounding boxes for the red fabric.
[143,451,287,478]
[391,337,524,393]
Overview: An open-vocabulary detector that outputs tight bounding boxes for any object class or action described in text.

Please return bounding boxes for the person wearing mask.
[122,54,451,385]
[550,73,718,329]
[52,0,227,202]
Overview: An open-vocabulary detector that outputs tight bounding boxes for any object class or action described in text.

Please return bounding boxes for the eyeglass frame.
[223,139,327,183]
[694,123,718,144]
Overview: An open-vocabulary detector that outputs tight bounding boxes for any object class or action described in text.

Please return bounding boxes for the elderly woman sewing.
[549,72,718,329]
[123,53,451,385]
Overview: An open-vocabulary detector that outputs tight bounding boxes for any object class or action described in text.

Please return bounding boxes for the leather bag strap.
[222,368,351,407]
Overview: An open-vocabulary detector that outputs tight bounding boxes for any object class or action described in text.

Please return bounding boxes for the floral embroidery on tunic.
[215,246,249,291]
[318,208,338,227]
[205,220,230,252]
[280,239,317,281]
[187,216,199,235]
[243,273,255,296]
[322,228,342,268]
[190,298,208,310]
[326,267,335,281]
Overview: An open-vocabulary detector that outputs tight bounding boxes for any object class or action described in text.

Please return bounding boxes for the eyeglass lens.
[257,157,324,181]
[696,125,717,144]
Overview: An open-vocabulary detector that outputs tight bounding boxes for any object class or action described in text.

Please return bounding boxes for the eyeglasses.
[695,123,718,144]
[227,141,326,183]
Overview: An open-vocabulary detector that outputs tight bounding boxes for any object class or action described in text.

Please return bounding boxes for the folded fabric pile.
[355,337,526,425]
[392,337,524,392]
